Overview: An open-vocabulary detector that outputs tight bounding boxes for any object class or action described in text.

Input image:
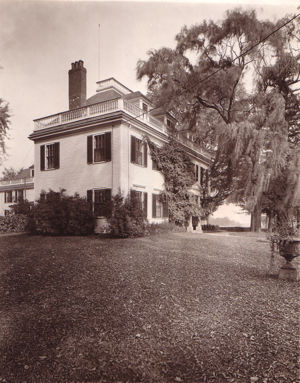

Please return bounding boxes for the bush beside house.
[0,214,28,233]
[27,190,94,236]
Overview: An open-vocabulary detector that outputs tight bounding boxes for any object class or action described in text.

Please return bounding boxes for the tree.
[0,98,10,164]
[1,167,24,181]
[137,9,296,231]
[253,14,300,229]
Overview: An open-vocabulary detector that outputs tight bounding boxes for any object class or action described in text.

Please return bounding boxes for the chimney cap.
[70,60,85,70]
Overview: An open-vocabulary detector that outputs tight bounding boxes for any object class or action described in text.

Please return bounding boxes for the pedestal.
[278,264,299,281]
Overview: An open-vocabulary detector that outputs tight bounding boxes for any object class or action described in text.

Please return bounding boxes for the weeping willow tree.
[137,9,299,231]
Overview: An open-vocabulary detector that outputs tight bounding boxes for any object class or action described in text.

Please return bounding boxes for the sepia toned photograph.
[0,0,299,382]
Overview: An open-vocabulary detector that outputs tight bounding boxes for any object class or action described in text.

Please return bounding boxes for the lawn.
[0,232,299,383]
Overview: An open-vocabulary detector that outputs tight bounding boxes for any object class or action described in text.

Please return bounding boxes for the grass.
[0,232,299,383]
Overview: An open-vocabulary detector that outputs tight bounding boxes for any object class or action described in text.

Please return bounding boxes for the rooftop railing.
[34,98,167,133]
[33,99,210,159]
[0,177,34,186]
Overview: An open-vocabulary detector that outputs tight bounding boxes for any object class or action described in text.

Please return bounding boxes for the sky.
[0,0,298,228]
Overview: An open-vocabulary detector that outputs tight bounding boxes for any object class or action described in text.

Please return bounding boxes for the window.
[40,143,60,170]
[152,194,168,219]
[131,136,147,167]
[194,164,199,182]
[87,132,111,164]
[4,191,12,203]
[130,190,148,217]
[87,189,111,217]
[17,190,24,202]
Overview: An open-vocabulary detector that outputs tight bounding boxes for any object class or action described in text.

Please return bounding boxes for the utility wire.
[132,12,300,121]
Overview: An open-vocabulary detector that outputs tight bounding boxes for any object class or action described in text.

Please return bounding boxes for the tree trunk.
[251,205,261,232]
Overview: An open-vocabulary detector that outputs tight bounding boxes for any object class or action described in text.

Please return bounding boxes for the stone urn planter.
[278,238,300,281]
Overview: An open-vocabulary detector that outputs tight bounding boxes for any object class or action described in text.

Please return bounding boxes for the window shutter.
[54,142,60,169]
[143,143,148,167]
[205,169,209,188]
[131,136,136,163]
[105,132,111,161]
[40,145,45,171]
[4,192,6,203]
[152,194,156,218]
[143,192,148,218]
[87,189,93,211]
[163,198,168,218]
[200,167,204,186]
[87,136,93,164]
[105,189,112,217]
[130,189,136,201]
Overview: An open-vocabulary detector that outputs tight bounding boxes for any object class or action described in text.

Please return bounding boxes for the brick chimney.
[68,60,87,110]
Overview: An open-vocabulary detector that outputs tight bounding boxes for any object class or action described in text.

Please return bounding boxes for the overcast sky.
[0,0,298,175]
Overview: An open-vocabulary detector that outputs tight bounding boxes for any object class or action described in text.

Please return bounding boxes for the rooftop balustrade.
[33,98,211,159]
[0,177,34,187]
[33,98,167,133]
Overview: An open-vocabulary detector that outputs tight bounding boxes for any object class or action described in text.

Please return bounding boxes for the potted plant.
[269,218,300,281]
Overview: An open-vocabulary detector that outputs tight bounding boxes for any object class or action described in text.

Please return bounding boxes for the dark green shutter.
[54,142,60,169]
[152,194,156,218]
[143,143,147,167]
[105,132,111,161]
[143,192,148,218]
[87,136,93,164]
[40,145,45,171]
[131,136,136,163]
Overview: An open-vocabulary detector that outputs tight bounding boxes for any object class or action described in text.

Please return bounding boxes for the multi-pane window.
[87,132,111,164]
[131,136,147,167]
[130,190,148,217]
[152,194,168,219]
[87,189,111,217]
[47,144,55,169]
[40,143,60,170]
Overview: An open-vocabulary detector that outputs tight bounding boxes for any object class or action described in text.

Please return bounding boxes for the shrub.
[28,190,94,236]
[202,224,220,232]
[0,213,28,233]
[109,192,147,238]
[9,199,33,216]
